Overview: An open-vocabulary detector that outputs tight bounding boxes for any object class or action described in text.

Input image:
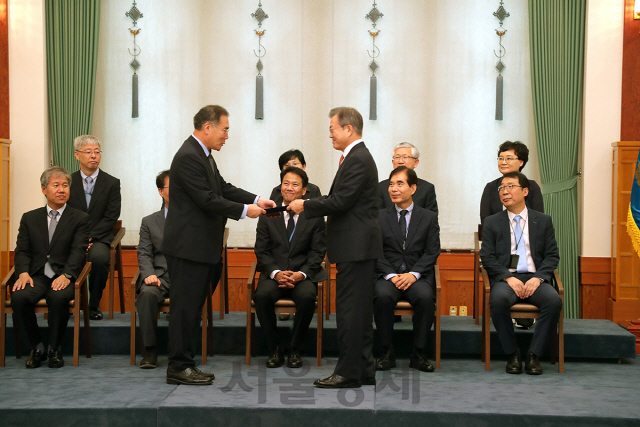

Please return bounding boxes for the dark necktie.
[286,213,295,241]
[44,210,59,278]
[399,210,408,272]
[208,153,216,177]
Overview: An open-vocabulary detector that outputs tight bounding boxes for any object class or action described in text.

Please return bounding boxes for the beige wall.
[580,0,624,257]
[8,0,48,247]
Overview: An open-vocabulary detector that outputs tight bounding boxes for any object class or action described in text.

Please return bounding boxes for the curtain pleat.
[46,0,101,173]
[528,0,585,318]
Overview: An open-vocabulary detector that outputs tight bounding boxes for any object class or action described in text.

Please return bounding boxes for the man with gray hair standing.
[68,135,121,321]
[378,142,438,216]
[12,167,90,368]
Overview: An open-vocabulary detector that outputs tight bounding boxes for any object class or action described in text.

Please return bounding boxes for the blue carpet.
[0,355,638,427]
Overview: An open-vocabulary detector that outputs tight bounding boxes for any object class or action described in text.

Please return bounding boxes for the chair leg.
[325,280,331,320]
[117,249,125,314]
[435,314,441,369]
[130,308,136,366]
[559,314,564,373]
[73,307,80,366]
[207,286,214,356]
[219,274,225,320]
[245,310,253,365]
[0,312,5,367]
[483,305,491,371]
[82,288,92,358]
[317,300,323,367]
[108,250,115,319]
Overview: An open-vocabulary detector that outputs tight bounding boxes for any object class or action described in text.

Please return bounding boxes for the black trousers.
[489,273,563,356]
[11,273,75,350]
[87,241,110,309]
[165,255,220,371]
[373,277,435,351]
[334,260,376,382]
[254,277,317,352]
[135,276,170,348]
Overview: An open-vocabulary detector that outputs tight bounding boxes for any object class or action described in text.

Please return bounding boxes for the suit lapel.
[498,210,511,257]
[405,208,423,249]
[527,210,538,261]
[384,208,404,250]
[72,172,87,211]
[88,172,106,212]
[37,208,50,250]
[49,207,72,249]
[329,141,365,195]
[154,210,166,237]
[188,137,221,195]
[288,213,308,252]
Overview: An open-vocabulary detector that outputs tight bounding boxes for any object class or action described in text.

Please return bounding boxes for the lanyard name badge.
[509,215,527,269]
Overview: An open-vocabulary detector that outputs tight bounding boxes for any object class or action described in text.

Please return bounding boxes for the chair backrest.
[114,219,122,233]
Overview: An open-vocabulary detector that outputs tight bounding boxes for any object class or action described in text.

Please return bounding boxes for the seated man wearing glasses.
[12,167,90,368]
[374,166,440,373]
[254,167,327,368]
[378,142,438,216]
[480,171,561,375]
[67,135,121,320]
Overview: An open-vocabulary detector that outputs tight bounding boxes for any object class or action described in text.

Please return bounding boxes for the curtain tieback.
[540,175,579,195]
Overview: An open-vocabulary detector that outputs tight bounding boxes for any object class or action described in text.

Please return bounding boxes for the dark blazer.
[14,206,90,281]
[162,136,256,264]
[376,206,441,282]
[480,209,559,286]
[254,199,327,284]
[68,169,121,244]
[305,142,383,263]
[137,209,168,283]
[480,177,544,225]
[378,177,438,216]
[269,182,322,201]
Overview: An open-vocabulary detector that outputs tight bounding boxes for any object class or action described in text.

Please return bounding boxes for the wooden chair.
[473,224,483,324]
[0,263,92,367]
[481,266,564,372]
[324,257,331,320]
[392,264,442,369]
[246,261,324,366]
[108,220,126,319]
[129,268,214,365]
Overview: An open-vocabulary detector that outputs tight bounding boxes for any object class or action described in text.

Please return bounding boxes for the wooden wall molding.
[621,0,640,140]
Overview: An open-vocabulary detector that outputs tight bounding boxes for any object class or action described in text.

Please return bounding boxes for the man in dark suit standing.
[378,142,438,216]
[374,166,440,373]
[480,171,561,375]
[136,170,171,369]
[12,167,90,368]
[163,105,275,385]
[289,107,383,388]
[254,167,327,368]
[68,135,121,320]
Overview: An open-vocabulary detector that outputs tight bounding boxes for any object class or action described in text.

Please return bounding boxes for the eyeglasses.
[497,184,523,192]
[497,157,519,162]
[392,155,417,161]
[208,122,229,134]
[76,150,102,156]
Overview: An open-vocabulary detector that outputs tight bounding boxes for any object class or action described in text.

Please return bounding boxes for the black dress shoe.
[140,349,157,369]
[266,346,284,368]
[48,349,64,368]
[166,366,212,385]
[313,374,361,388]
[375,348,396,371]
[89,309,103,320]
[409,354,435,372]
[525,351,543,375]
[193,366,215,380]
[26,348,46,369]
[287,349,302,368]
[506,350,523,374]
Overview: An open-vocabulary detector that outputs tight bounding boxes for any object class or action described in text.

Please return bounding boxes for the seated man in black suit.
[374,166,441,372]
[254,167,327,368]
[378,142,438,216]
[67,135,121,320]
[136,170,171,369]
[480,171,561,375]
[12,167,90,368]
[269,149,322,200]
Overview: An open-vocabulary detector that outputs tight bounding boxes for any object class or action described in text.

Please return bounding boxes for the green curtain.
[46,0,101,173]
[528,0,585,319]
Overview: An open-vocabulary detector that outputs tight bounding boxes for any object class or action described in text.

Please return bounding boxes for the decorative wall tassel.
[370,76,377,120]
[255,75,264,120]
[495,75,503,120]
[132,73,139,118]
